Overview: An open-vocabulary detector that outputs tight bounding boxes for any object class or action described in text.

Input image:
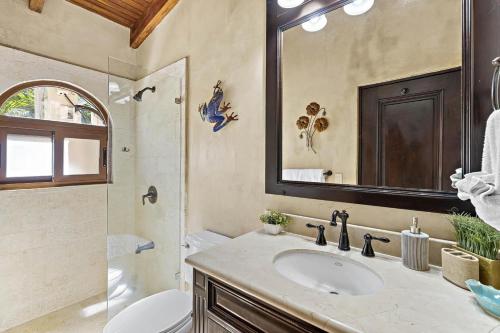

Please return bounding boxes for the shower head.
[133,86,156,102]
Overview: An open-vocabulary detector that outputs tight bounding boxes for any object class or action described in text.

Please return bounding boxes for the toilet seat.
[104,289,192,333]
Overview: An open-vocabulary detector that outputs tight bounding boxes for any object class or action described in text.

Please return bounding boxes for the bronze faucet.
[331,210,350,251]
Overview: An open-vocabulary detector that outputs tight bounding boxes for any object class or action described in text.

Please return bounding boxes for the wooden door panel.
[359,68,461,192]
[379,96,439,189]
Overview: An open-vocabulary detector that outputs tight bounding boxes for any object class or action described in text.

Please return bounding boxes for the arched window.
[0,80,109,189]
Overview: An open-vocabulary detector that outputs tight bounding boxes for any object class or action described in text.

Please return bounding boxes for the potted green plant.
[260,211,290,235]
[449,213,500,289]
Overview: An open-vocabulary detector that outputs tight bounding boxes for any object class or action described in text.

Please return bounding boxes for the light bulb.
[302,14,328,32]
[343,0,374,16]
[277,0,305,9]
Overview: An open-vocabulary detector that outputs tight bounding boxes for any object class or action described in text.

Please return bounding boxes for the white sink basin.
[273,250,384,296]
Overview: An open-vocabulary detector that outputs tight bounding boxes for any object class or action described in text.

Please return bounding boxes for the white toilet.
[104,231,230,333]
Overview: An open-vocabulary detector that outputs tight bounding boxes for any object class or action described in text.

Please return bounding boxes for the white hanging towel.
[282,169,326,183]
[454,110,500,230]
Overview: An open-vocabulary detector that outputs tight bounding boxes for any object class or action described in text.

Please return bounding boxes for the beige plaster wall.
[136,0,459,243]
[0,0,136,75]
[282,0,462,185]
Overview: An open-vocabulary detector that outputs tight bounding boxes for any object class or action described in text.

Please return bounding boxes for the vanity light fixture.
[277,0,305,8]
[301,14,328,32]
[343,0,374,16]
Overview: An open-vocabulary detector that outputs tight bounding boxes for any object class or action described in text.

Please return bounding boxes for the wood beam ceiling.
[28,0,45,13]
[28,0,179,48]
[130,0,179,49]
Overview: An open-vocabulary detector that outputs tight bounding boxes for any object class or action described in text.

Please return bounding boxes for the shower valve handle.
[142,186,158,205]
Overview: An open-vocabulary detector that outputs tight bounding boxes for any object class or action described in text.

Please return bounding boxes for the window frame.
[0,80,109,190]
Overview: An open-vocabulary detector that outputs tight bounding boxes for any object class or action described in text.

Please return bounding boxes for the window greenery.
[0,88,35,117]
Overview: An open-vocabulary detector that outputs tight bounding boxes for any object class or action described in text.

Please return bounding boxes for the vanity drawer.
[207,278,326,333]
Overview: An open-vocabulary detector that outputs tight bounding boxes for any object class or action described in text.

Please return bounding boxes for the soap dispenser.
[401,217,429,271]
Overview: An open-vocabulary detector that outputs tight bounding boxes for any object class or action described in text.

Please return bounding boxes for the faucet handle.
[142,186,158,205]
[306,223,324,230]
[306,223,327,246]
[361,233,390,257]
[142,193,150,206]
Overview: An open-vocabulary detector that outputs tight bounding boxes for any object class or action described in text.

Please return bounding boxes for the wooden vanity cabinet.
[193,269,327,333]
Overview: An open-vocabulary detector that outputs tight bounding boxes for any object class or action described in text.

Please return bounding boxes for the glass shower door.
[107,58,183,320]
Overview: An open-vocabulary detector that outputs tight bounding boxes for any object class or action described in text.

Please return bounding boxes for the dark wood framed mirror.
[266,0,481,213]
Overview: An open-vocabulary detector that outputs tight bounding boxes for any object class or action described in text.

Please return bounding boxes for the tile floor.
[4,294,107,333]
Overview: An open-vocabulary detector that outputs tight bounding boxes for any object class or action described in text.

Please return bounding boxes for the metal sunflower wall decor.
[296,102,328,153]
[198,80,238,132]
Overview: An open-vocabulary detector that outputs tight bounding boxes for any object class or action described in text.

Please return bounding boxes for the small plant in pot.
[449,213,500,289]
[260,211,290,235]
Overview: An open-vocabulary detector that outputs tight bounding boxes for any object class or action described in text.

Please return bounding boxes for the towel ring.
[492,57,500,110]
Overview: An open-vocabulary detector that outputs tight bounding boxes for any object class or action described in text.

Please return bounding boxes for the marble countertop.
[186,230,500,333]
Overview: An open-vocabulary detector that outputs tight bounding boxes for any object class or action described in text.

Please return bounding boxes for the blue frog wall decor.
[198,80,238,132]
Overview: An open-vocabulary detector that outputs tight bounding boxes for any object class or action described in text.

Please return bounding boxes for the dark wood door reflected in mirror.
[358,68,462,192]
[266,0,484,213]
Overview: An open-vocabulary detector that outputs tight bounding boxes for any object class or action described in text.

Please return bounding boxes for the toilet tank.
[182,230,230,285]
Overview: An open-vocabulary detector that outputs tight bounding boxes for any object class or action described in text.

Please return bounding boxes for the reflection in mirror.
[281,0,462,192]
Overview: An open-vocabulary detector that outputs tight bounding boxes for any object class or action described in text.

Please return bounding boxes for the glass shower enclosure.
[106,58,185,320]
